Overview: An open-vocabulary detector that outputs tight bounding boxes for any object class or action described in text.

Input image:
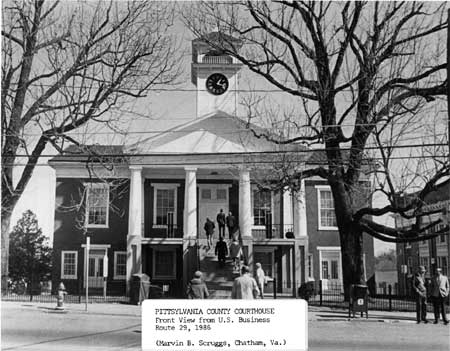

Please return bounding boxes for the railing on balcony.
[202,55,232,64]
[252,224,294,240]
[146,224,183,239]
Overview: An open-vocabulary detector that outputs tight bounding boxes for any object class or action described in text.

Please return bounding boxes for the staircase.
[198,241,238,299]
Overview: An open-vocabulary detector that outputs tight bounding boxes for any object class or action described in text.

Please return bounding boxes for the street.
[1,302,449,351]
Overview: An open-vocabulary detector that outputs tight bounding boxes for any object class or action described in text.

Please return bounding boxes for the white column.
[184,167,197,238]
[128,166,143,236]
[283,188,293,231]
[239,169,252,238]
[127,166,143,294]
[293,180,307,237]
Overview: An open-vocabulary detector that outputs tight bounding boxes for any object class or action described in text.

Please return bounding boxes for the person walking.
[186,271,209,299]
[204,218,215,248]
[229,239,243,273]
[255,262,266,299]
[231,266,260,299]
[412,265,428,323]
[226,211,236,240]
[216,209,226,238]
[430,267,449,325]
[214,236,228,268]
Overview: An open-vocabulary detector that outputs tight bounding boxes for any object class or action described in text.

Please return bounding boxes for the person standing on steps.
[215,236,228,268]
[226,211,236,240]
[186,271,209,299]
[216,209,226,238]
[231,266,259,299]
[229,239,243,273]
[413,265,428,324]
[204,217,215,248]
[430,267,449,325]
[255,262,266,299]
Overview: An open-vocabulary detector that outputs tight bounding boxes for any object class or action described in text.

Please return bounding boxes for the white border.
[85,183,110,228]
[151,184,179,228]
[315,185,338,230]
[61,250,78,279]
[114,251,127,280]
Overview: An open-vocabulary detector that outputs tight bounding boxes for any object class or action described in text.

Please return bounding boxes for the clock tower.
[191,32,243,118]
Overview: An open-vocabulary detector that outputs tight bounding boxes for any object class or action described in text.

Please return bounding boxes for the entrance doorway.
[198,184,229,238]
[318,248,342,291]
[84,248,108,288]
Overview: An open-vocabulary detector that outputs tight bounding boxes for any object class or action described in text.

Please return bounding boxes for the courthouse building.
[49,33,374,297]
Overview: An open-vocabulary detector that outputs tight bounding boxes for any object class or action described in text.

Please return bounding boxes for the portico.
[124,148,309,295]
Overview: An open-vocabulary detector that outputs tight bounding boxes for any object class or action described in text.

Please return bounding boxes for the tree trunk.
[1,213,12,293]
[340,221,365,301]
[329,179,365,301]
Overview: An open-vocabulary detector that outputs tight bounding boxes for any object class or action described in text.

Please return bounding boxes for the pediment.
[131,112,281,154]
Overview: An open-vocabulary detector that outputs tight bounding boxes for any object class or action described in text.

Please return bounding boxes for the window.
[216,189,227,200]
[438,257,448,276]
[114,251,127,279]
[153,249,176,279]
[322,261,329,280]
[253,189,271,226]
[153,185,178,227]
[61,251,78,279]
[407,256,413,275]
[316,186,337,229]
[85,183,109,227]
[308,254,313,278]
[331,260,339,279]
[201,189,211,200]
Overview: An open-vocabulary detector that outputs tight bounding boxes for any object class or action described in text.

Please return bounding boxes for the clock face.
[206,73,229,95]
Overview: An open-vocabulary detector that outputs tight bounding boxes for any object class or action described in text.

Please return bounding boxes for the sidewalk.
[308,305,425,324]
[1,300,141,317]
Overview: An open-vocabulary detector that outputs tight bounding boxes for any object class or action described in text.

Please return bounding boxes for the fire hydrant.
[56,282,67,310]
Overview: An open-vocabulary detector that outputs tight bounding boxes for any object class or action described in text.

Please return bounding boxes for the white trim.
[315,185,338,231]
[152,248,177,279]
[152,184,179,228]
[114,251,127,280]
[61,251,78,279]
[81,244,111,249]
[85,183,110,228]
[317,246,341,251]
[150,183,181,188]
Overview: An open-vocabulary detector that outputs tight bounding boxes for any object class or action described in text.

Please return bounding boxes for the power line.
[4,154,448,167]
[5,142,448,158]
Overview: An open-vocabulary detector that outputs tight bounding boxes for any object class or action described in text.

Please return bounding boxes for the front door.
[198,185,229,238]
[320,250,341,291]
[84,249,106,288]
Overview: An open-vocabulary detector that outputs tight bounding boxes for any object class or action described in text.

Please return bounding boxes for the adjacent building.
[395,180,450,295]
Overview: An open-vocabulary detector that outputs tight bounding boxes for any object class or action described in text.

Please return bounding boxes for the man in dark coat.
[216,209,226,238]
[204,218,215,248]
[413,265,428,324]
[226,211,236,240]
[215,236,228,268]
[186,271,209,299]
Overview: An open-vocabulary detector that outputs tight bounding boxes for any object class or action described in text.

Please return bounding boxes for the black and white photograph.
[1,1,449,350]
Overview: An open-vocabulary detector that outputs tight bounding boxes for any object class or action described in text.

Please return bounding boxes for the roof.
[49,145,125,163]
[395,179,450,206]
[192,32,242,45]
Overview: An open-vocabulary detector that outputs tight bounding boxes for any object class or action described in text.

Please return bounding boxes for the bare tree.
[1,0,182,291]
[184,1,449,296]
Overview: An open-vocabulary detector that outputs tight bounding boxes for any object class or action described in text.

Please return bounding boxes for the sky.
[10,1,449,256]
